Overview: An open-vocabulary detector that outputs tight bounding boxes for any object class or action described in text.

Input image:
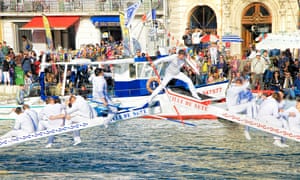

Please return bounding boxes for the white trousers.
[148,72,200,102]
[3,71,10,84]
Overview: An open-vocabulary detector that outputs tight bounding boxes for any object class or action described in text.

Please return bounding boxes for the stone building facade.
[0,0,299,56]
[167,0,299,56]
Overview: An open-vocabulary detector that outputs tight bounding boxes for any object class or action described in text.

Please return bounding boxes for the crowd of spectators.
[181,32,300,100]
[0,36,126,96]
[1,32,300,100]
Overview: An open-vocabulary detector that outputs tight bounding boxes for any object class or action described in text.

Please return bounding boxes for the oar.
[148,114,196,127]
[88,99,132,110]
[200,102,300,143]
[146,55,184,124]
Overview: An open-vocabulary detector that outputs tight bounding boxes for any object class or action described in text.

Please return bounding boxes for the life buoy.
[146,77,160,93]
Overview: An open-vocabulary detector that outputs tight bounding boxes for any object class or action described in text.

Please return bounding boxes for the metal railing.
[0,0,163,14]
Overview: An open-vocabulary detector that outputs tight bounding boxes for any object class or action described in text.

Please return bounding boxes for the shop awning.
[91,16,120,27]
[21,16,80,30]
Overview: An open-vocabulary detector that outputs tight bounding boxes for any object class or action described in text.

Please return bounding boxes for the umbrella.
[221,34,243,42]
[200,34,219,43]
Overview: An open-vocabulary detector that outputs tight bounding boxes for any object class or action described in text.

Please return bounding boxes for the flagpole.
[163,0,168,48]
[219,0,223,52]
[150,0,157,55]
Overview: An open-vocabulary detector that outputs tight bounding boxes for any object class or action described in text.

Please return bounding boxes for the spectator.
[1,41,9,56]
[251,53,266,90]
[182,28,193,55]
[282,71,295,99]
[2,56,11,85]
[21,35,33,51]
[21,51,32,74]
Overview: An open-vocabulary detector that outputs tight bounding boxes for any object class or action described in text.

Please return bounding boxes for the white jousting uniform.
[92,75,108,102]
[148,54,201,102]
[66,96,95,123]
[38,103,65,130]
[66,95,96,145]
[282,107,300,133]
[257,97,283,128]
[257,95,290,147]
[23,108,39,132]
[1,113,34,139]
[226,81,255,116]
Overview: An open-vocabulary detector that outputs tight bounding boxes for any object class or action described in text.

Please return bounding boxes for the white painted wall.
[2,20,16,50]
[75,17,100,49]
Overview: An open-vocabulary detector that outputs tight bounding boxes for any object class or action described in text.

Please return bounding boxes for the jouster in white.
[148,49,201,103]
[92,68,116,126]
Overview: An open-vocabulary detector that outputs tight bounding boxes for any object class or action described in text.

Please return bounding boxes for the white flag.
[125,1,141,28]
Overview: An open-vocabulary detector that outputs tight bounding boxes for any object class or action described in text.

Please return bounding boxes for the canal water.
[0,118,299,179]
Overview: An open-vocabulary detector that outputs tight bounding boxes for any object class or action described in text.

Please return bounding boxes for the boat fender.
[146,77,160,93]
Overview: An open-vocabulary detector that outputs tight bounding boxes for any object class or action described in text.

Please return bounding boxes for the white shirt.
[251,58,266,74]
[257,97,280,118]
[14,113,35,133]
[67,96,93,119]
[39,103,65,127]
[92,76,107,100]
[282,107,300,133]
[226,82,250,107]
[153,54,184,76]
[192,32,202,45]
[24,109,39,131]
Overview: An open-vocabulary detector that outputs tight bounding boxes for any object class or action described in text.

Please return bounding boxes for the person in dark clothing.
[21,52,31,74]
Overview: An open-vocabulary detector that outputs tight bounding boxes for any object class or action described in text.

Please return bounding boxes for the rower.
[281,98,300,134]
[0,107,35,139]
[22,104,39,132]
[38,96,65,148]
[226,78,254,114]
[226,78,256,140]
[256,92,289,147]
[65,95,96,146]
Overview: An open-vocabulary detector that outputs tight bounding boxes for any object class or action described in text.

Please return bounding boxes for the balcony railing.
[0,0,163,14]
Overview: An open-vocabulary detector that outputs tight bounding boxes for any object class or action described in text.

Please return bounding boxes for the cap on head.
[256,52,261,56]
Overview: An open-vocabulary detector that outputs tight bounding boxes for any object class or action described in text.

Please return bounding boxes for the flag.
[125,1,141,27]
[120,12,131,57]
[142,11,152,23]
[42,15,53,50]
[151,9,156,20]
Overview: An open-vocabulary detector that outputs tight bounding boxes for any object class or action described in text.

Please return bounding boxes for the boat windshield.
[136,62,167,78]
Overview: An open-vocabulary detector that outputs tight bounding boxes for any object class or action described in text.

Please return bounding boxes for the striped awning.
[222,34,243,42]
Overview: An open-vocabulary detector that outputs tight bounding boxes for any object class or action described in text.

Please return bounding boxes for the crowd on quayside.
[1,31,300,100]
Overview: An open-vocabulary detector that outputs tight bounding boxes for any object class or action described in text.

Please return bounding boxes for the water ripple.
[0,119,299,179]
